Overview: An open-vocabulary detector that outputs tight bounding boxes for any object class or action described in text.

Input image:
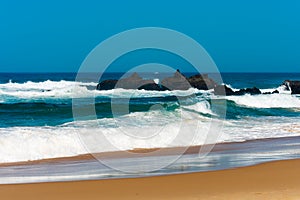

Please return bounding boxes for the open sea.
[0,72,300,183]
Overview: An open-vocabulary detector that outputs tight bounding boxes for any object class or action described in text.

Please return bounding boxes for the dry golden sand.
[1,159,300,200]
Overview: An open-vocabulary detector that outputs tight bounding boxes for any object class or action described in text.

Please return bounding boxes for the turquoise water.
[0,73,299,163]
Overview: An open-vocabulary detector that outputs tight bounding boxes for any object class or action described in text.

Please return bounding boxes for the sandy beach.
[1,158,300,200]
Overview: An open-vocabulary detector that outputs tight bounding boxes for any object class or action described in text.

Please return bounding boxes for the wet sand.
[1,159,300,200]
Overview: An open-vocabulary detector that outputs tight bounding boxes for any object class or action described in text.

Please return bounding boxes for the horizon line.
[0,71,300,74]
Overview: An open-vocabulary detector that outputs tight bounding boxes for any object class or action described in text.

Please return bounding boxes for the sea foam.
[226,94,300,108]
[0,109,299,163]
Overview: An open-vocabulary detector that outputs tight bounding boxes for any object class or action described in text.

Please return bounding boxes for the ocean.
[0,72,300,181]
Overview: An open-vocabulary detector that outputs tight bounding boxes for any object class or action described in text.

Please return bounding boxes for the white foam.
[0,80,97,91]
[0,126,87,163]
[260,85,291,95]
[2,80,296,106]
[0,80,97,100]
[226,94,300,108]
[0,80,209,102]
[220,117,300,142]
[182,101,214,115]
[224,84,239,92]
[1,80,300,163]
[94,87,205,98]
[0,108,299,164]
[224,84,292,95]
[0,109,208,163]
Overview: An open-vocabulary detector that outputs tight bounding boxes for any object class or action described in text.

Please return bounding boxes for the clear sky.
[0,0,299,72]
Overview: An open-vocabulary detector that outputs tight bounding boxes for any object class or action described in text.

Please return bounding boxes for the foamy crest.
[0,80,97,100]
[182,101,214,115]
[0,80,209,102]
[0,80,97,91]
[260,85,291,95]
[0,126,87,163]
[1,107,299,164]
[94,87,206,98]
[226,94,300,108]
[0,109,210,163]
[220,117,300,142]
[224,84,239,92]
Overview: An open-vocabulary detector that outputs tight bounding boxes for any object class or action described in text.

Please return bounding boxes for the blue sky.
[0,0,299,72]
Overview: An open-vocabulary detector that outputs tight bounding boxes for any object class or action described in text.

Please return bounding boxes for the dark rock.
[97,79,117,90]
[214,85,261,96]
[245,87,261,95]
[187,74,217,90]
[97,73,155,90]
[263,90,279,95]
[116,73,154,89]
[138,83,169,91]
[233,87,261,95]
[160,70,191,90]
[233,89,244,95]
[160,70,217,90]
[41,89,51,92]
[97,70,218,91]
[283,80,300,94]
[213,85,235,96]
[263,92,271,95]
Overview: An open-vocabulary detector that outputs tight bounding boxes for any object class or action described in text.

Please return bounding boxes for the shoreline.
[1,135,300,185]
[1,135,299,168]
[1,158,300,199]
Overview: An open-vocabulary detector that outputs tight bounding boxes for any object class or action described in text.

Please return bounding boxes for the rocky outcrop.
[213,85,235,96]
[160,70,217,90]
[115,73,154,89]
[161,70,186,90]
[213,85,262,96]
[263,90,279,95]
[187,74,217,90]
[234,87,261,95]
[282,80,300,94]
[96,70,217,91]
[96,73,156,90]
[96,79,118,90]
[160,70,190,90]
[138,83,169,91]
[96,72,300,95]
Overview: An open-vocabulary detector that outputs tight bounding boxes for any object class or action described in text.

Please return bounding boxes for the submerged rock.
[263,90,279,95]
